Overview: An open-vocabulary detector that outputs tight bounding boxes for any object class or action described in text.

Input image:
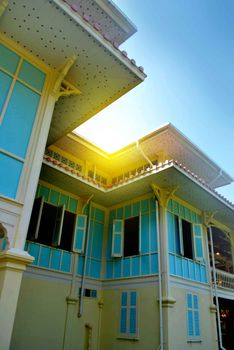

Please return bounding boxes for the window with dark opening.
[208,227,233,273]
[124,216,139,257]
[182,219,194,260]
[27,198,76,251]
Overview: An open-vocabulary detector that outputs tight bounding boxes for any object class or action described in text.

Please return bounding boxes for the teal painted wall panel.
[201,265,207,283]
[132,256,140,276]
[151,253,158,274]
[61,252,71,272]
[141,199,149,213]
[59,194,69,209]
[124,205,131,219]
[50,190,59,206]
[106,225,112,259]
[195,264,201,282]
[114,259,121,278]
[0,43,20,73]
[91,221,103,259]
[69,197,78,213]
[141,255,150,275]
[132,202,140,216]
[149,212,157,251]
[50,250,61,270]
[0,152,23,198]
[175,256,183,276]
[123,258,130,277]
[77,256,84,275]
[95,207,104,222]
[89,259,101,278]
[183,259,189,278]
[188,260,195,280]
[0,81,40,158]
[28,243,40,265]
[169,254,176,274]
[167,212,175,253]
[141,214,149,253]
[87,220,93,257]
[18,60,46,92]
[39,246,50,268]
[38,185,50,201]
[0,71,12,113]
[106,261,113,278]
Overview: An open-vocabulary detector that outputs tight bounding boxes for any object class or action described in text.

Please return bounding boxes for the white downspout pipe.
[136,140,154,168]
[78,195,93,317]
[155,198,163,350]
[208,225,226,350]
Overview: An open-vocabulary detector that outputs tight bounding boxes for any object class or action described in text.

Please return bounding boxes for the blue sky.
[76,0,234,202]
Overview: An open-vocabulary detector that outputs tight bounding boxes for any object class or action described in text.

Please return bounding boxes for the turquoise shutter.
[73,214,87,253]
[187,293,194,336]
[52,205,65,246]
[129,291,137,335]
[120,292,127,334]
[193,224,203,260]
[112,219,124,257]
[193,295,200,336]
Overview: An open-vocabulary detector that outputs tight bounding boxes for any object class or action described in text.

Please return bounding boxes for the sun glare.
[74,110,140,154]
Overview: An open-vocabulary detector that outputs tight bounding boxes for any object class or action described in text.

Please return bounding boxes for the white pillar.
[152,185,176,350]
[14,93,57,250]
[0,249,33,350]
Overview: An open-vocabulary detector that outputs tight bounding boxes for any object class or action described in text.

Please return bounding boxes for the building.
[0,1,234,350]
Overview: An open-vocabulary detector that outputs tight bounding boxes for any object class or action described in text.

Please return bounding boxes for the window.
[208,226,233,273]
[120,291,138,338]
[27,197,86,252]
[186,293,200,338]
[174,215,203,261]
[112,216,140,257]
[79,288,97,298]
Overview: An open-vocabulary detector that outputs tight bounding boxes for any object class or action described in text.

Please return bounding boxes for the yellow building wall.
[10,275,101,350]
[168,286,218,350]
[100,285,160,350]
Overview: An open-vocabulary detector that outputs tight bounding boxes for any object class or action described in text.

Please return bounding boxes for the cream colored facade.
[0,1,234,350]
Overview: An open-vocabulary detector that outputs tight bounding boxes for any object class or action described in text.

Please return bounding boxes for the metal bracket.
[58,79,81,100]
[52,55,79,101]
[203,211,217,226]
[0,0,8,18]
[151,184,178,207]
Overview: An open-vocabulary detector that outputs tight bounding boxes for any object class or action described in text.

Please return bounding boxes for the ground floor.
[10,267,220,350]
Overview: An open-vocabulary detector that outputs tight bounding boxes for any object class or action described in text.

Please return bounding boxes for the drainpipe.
[154,197,163,350]
[208,225,226,350]
[78,195,93,317]
[136,140,154,168]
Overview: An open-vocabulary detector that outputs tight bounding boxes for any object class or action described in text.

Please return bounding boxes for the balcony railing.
[214,269,234,290]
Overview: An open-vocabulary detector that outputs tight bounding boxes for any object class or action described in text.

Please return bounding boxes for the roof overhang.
[0,0,146,144]
[40,160,234,229]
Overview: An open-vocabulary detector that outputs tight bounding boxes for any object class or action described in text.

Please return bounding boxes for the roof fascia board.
[94,0,137,37]
[168,124,233,184]
[52,0,146,80]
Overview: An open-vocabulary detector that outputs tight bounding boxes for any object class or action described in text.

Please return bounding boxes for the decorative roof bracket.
[203,211,218,226]
[151,184,179,207]
[52,54,80,101]
[59,79,81,100]
[0,0,8,17]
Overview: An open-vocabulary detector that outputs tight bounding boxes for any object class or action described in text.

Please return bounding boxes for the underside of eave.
[40,162,234,229]
[47,75,143,145]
